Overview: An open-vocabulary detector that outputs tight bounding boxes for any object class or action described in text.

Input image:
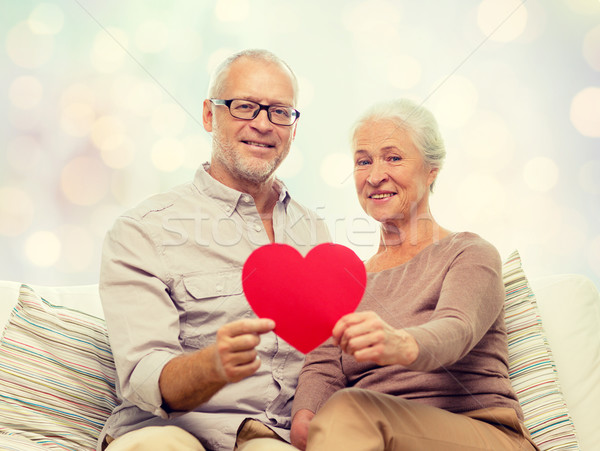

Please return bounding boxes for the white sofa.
[0,251,599,450]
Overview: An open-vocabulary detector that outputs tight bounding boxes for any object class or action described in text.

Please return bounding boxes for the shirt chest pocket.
[180,270,252,348]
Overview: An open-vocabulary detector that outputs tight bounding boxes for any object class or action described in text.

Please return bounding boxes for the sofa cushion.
[530,273,600,451]
[0,284,117,450]
[503,250,578,450]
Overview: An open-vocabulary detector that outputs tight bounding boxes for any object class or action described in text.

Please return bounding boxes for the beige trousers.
[103,418,288,451]
[304,388,539,451]
[103,426,205,451]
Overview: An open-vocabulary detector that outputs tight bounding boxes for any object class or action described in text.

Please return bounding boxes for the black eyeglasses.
[210,99,300,126]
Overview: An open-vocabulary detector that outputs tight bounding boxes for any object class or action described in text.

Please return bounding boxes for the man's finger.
[224,356,262,382]
[220,318,275,338]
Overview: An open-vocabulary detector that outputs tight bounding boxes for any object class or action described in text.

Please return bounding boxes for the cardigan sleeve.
[404,238,505,372]
[292,338,347,417]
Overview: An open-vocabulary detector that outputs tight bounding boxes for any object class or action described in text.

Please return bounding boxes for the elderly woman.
[282,99,539,451]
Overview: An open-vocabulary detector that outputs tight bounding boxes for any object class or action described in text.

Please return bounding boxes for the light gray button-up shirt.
[98,163,331,451]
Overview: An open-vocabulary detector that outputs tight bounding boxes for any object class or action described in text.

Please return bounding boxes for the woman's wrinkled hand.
[332,311,418,366]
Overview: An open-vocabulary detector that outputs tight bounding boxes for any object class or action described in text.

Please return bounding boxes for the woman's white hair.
[207,49,299,104]
[350,99,446,191]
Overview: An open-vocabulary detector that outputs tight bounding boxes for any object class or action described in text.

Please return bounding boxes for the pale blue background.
[1,0,599,289]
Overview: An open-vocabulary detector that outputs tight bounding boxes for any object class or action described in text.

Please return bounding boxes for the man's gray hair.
[350,99,446,191]
[207,49,299,104]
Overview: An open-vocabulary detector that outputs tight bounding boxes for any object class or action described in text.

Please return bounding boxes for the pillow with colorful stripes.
[503,250,578,450]
[0,432,47,450]
[0,284,117,450]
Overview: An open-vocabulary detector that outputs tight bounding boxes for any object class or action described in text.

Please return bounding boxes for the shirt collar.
[193,162,291,216]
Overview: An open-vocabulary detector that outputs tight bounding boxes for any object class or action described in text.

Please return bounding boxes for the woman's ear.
[427,167,439,188]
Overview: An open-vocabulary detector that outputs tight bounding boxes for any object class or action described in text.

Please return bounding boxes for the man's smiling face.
[203,56,297,188]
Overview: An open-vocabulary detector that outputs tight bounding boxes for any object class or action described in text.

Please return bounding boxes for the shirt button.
[253,224,262,232]
[215,284,223,292]
[242,195,252,203]
[224,205,232,213]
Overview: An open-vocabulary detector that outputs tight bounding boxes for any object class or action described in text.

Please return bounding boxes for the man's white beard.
[212,135,283,185]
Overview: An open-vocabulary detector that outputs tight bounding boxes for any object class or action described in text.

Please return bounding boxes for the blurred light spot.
[342,0,401,35]
[387,55,422,89]
[6,135,43,173]
[579,160,600,195]
[9,76,43,109]
[523,157,559,192]
[28,2,64,35]
[0,187,35,237]
[57,225,94,272]
[456,173,506,223]
[463,110,514,165]
[125,81,164,116]
[477,0,528,42]
[583,25,600,71]
[320,153,354,188]
[215,0,250,22]
[25,230,61,267]
[277,145,304,179]
[135,20,168,53]
[6,21,54,68]
[61,156,110,206]
[152,139,186,172]
[100,136,136,169]
[570,87,600,137]
[564,0,600,15]
[61,102,95,136]
[589,235,600,280]
[169,28,203,63]
[90,28,128,73]
[151,103,188,136]
[431,75,478,129]
[91,116,125,152]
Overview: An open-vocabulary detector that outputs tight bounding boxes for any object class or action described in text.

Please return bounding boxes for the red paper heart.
[242,243,366,354]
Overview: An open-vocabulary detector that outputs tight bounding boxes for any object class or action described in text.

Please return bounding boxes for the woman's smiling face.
[353,119,438,226]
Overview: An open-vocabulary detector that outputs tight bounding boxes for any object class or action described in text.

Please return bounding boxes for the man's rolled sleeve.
[128,350,179,418]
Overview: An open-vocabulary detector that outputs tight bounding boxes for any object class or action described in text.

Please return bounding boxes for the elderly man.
[98,49,330,451]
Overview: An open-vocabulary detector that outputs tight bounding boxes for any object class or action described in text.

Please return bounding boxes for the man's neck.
[205,163,280,217]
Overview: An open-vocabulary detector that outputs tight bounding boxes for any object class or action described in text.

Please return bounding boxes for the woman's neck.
[367,213,451,271]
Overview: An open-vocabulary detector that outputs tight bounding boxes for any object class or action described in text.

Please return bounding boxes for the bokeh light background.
[1,0,599,289]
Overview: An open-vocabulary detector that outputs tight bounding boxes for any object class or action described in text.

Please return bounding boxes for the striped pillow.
[0,284,117,450]
[503,250,578,450]
[0,433,47,450]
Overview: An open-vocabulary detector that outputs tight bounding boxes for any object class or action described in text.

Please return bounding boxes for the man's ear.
[202,99,214,132]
